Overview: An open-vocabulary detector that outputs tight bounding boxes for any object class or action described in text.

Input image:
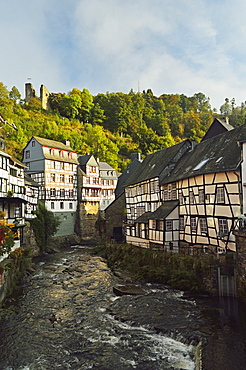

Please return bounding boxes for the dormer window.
[50,149,54,156]
[59,151,64,158]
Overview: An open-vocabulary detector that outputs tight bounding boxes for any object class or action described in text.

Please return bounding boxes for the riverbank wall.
[94,240,239,298]
[0,223,81,307]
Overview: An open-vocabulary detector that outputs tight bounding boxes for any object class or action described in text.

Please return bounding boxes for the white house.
[22,136,78,237]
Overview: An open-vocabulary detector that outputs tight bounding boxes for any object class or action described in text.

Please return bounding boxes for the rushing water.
[0,245,246,369]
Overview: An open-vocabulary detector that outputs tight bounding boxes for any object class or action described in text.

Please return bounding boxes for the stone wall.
[76,203,99,243]
[40,84,50,110]
[104,193,126,240]
[22,221,40,257]
[233,230,246,302]
[25,83,50,110]
[25,83,36,102]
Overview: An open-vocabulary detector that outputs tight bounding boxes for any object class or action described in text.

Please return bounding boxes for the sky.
[1,0,246,111]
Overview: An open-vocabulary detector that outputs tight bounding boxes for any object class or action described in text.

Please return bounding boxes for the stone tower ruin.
[25,83,50,110]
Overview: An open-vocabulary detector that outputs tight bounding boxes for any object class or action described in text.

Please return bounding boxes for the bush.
[30,202,60,252]
[94,241,212,292]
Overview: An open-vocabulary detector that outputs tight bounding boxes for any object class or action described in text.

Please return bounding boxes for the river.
[0,245,246,369]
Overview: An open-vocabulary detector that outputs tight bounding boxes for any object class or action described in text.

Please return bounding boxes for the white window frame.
[191,217,196,232]
[217,187,225,203]
[218,219,229,236]
[200,218,207,234]
[165,220,173,231]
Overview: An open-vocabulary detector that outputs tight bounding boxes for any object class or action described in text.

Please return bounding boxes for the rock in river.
[113,284,145,296]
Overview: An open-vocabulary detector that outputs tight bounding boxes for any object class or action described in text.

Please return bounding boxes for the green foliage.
[0,224,15,257]
[9,86,21,101]
[0,80,243,172]
[30,202,60,252]
[94,242,212,293]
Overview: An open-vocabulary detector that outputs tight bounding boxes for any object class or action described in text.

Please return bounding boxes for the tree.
[192,92,211,113]
[31,202,60,252]
[60,94,82,119]
[9,86,21,102]
[0,82,9,103]
[220,98,231,116]
[80,123,120,169]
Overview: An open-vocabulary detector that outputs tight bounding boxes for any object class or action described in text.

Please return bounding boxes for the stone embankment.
[0,232,81,306]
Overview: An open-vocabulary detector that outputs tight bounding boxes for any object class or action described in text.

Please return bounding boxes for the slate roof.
[161,123,246,185]
[115,157,142,197]
[135,201,179,223]
[201,117,234,142]
[10,156,27,168]
[150,201,179,219]
[33,136,75,152]
[217,117,234,131]
[99,161,115,171]
[135,212,152,223]
[24,173,40,187]
[78,154,98,167]
[124,140,191,187]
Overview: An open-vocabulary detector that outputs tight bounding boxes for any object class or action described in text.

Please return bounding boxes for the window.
[150,181,157,193]
[69,202,73,209]
[189,191,195,204]
[59,151,64,158]
[32,141,35,147]
[163,183,176,201]
[50,149,54,156]
[180,216,184,230]
[69,175,73,183]
[60,189,65,197]
[200,218,207,234]
[10,168,17,177]
[152,219,156,229]
[179,192,184,205]
[198,189,205,203]
[50,188,56,197]
[60,202,64,209]
[51,174,56,182]
[60,174,65,183]
[217,187,225,203]
[165,220,173,231]
[218,219,229,236]
[2,157,7,170]
[26,150,30,159]
[15,206,21,218]
[157,220,164,231]
[191,217,196,232]
[51,202,54,209]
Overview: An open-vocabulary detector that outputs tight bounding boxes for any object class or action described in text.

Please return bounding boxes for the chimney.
[63,140,70,146]
[131,152,141,161]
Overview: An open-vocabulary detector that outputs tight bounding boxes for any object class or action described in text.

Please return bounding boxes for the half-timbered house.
[22,137,78,236]
[162,124,246,253]
[0,139,28,261]
[124,140,192,248]
[99,161,118,210]
[125,121,246,254]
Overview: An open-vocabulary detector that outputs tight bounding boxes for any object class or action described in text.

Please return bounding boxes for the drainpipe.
[234,170,243,215]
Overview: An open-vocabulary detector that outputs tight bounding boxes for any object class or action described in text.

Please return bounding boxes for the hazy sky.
[1,0,245,110]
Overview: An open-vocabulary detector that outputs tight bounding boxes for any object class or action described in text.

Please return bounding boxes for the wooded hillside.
[0,82,244,171]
